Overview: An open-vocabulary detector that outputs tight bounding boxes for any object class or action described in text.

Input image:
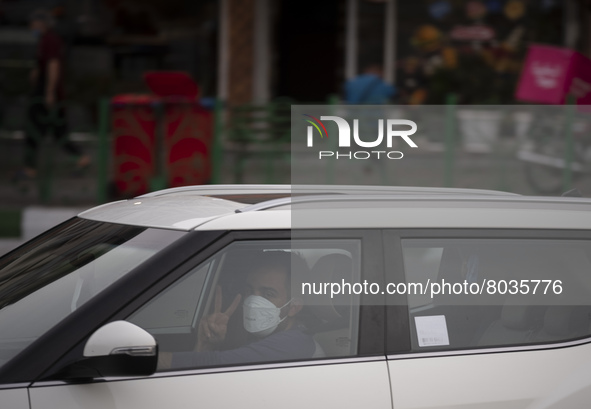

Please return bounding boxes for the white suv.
[1,185,591,409]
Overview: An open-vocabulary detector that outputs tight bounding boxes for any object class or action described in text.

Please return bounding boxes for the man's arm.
[45,58,59,106]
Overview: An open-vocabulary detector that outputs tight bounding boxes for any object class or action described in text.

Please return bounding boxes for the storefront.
[0,0,584,109]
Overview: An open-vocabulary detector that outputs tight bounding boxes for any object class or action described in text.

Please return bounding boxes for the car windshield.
[0,217,185,369]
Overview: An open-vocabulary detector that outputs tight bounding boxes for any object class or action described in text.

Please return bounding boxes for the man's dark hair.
[249,251,309,297]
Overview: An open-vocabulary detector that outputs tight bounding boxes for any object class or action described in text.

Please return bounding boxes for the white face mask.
[243,295,292,337]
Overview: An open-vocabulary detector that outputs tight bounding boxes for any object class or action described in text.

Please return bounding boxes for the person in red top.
[19,9,90,179]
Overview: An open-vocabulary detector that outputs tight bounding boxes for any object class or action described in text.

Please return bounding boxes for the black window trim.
[0,227,225,385]
[32,356,388,388]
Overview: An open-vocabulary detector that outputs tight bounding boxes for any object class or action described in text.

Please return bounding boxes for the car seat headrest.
[306,253,354,324]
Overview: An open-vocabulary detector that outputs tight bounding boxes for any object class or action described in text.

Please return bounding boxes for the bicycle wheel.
[520,112,584,195]
[522,138,585,195]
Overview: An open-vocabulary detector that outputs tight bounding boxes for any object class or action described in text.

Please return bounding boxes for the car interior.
[130,240,361,367]
[406,239,591,352]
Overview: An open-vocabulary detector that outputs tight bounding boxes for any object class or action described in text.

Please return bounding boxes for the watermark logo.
[303,114,329,143]
[303,115,418,160]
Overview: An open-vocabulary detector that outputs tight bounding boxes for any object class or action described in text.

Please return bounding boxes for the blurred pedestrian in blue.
[344,64,396,104]
[343,64,396,184]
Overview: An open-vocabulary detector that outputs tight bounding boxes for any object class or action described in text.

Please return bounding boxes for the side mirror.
[60,321,157,380]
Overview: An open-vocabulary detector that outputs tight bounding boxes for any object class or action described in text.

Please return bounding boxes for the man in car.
[159,251,317,369]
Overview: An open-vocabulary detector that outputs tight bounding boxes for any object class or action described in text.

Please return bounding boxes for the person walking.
[344,64,396,104]
[344,64,396,184]
[17,9,90,180]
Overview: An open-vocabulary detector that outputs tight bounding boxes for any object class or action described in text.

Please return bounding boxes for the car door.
[0,388,29,409]
[384,229,591,409]
[29,230,392,409]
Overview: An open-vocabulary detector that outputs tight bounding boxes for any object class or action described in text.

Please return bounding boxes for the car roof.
[136,184,519,202]
[78,185,591,231]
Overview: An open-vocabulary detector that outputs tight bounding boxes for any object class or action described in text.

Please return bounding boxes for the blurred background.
[1,0,591,253]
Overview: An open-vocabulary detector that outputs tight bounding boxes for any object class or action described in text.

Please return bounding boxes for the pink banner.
[516,44,591,105]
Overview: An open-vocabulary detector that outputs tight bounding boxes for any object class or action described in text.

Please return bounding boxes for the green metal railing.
[444,94,457,187]
[0,97,107,205]
[97,98,109,203]
[0,95,585,206]
[212,97,583,193]
[563,96,576,192]
[220,98,294,184]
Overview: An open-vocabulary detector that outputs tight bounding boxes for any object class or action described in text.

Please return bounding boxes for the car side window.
[401,237,591,351]
[127,239,362,371]
[129,262,212,332]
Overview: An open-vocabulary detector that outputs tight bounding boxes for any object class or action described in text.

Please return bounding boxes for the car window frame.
[0,226,222,385]
[384,228,591,358]
[31,228,386,385]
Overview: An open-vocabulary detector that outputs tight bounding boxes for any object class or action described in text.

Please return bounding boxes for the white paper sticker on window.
[415,315,450,347]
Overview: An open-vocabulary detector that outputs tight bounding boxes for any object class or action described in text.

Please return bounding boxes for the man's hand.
[196,286,241,351]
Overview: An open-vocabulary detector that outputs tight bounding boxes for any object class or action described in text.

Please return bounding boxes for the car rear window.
[402,237,591,351]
